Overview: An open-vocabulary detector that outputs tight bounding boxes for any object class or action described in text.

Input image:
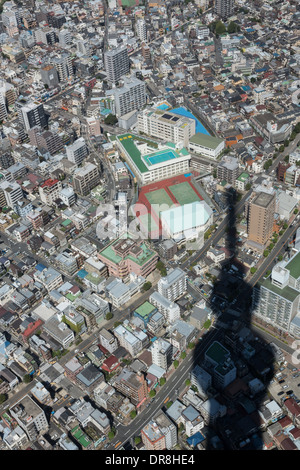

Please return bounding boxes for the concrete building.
[116,133,191,185]
[252,255,300,333]
[66,137,88,166]
[246,192,276,250]
[138,108,196,147]
[214,0,234,19]
[204,341,236,390]
[157,267,187,302]
[0,180,23,208]
[149,291,180,324]
[72,162,101,196]
[10,395,48,441]
[18,101,48,132]
[217,155,239,184]
[150,337,173,370]
[98,235,158,279]
[40,65,59,88]
[39,178,62,205]
[189,133,225,159]
[112,367,148,406]
[141,411,177,450]
[104,46,130,83]
[106,75,146,117]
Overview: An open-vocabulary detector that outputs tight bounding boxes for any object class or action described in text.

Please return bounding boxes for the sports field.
[145,188,174,208]
[168,181,201,205]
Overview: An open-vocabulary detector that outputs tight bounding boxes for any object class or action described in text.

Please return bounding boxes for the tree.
[173,360,179,369]
[227,21,240,34]
[180,351,186,359]
[23,374,33,384]
[215,21,226,36]
[134,436,141,445]
[142,281,152,291]
[130,410,137,419]
[105,311,113,320]
[185,379,191,387]
[160,377,166,386]
[0,393,7,404]
[250,267,257,274]
[108,430,115,440]
[263,250,269,258]
[104,114,118,125]
[245,182,251,191]
[149,389,156,398]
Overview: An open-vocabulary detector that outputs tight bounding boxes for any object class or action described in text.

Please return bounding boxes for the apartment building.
[99,328,119,354]
[98,235,158,279]
[252,255,300,333]
[217,155,239,184]
[66,137,88,166]
[72,162,100,196]
[104,46,130,83]
[39,178,62,205]
[112,368,148,406]
[138,108,196,147]
[0,180,23,208]
[42,315,75,349]
[214,0,234,19]
[204,341,237,390]
[106,75,146,117]
[157,267,187,302]
[141,411,177,450]
[246,192,276,250]
[10,395,48,441]
[18,101,48,132]
[149,291,180,324]
[150,337,173,370]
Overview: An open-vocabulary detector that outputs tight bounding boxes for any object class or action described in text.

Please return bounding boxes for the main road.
[106,326,221,449]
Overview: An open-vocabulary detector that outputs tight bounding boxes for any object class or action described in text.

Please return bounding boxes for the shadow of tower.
[192,188,275,450]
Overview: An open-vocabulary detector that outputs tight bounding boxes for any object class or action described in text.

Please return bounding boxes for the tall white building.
[66,137,88,166]
[252,254,300,334]
[136,19,147,42]
[0,181,23,208]
[138,108,196,147]
[150,337,173,370]
[52,53,74,82]
[106,75,146,117]
[0,93,8,122]
[104,46,130,83]
[10,395,48,441]
[149,291,180,324]
[157,268,187,302]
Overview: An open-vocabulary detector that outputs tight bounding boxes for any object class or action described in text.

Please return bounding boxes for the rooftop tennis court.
[168,181,202,205]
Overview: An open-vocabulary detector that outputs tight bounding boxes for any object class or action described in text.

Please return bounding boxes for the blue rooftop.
[171,107,211,135]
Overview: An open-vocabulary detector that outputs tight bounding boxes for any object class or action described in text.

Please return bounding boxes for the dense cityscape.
[0,0,299,454]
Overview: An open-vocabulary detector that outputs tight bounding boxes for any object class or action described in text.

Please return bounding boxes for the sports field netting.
[168,181,202,206]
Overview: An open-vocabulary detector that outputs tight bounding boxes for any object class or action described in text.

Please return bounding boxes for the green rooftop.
[189,133,224,149]
[135,301,156,318]
[99,234,156,267]
[237,172,250,182]
[71,425,92,449]
[259,276,299,302]
[285,252,300,280]
[205,341,229,364]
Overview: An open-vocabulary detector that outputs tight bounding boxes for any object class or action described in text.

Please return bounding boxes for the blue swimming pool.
[171,107,211,135]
